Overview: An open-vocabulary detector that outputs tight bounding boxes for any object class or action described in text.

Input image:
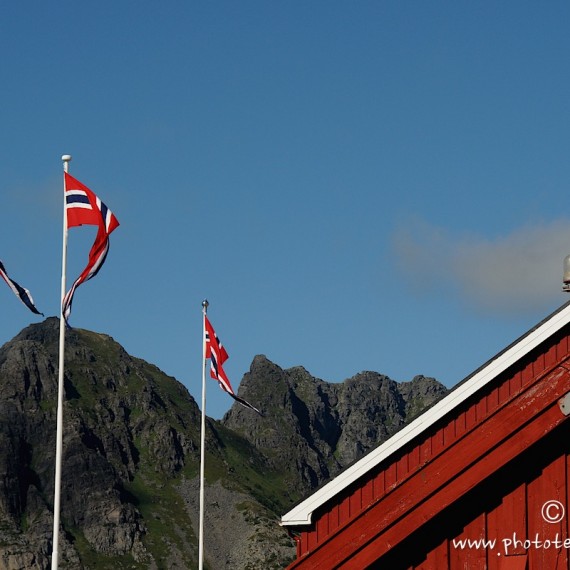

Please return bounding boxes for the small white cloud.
[391,218,570,314]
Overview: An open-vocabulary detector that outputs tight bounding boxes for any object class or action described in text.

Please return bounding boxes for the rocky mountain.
[0,319,447,569]
[222,355,447,497]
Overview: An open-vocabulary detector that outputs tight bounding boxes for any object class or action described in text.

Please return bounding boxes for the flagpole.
[199,299,209,570]
[51,154,71,570]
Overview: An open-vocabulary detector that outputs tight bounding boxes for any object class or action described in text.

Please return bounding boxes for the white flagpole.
[51,154,71,570]
[198,299,209,570]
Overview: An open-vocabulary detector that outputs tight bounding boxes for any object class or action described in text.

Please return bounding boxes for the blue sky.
[1,1,569,419]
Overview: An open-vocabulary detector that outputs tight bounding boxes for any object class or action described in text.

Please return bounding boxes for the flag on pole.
[205,316,229,363]
[0,259,43,315]
[62,172,119,326]
[204,315,262,415]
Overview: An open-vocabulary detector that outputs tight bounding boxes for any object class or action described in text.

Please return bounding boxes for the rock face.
[0,320,447,569]
[0,319,294,569]
[222,355,448,496]
[0,317,203,568]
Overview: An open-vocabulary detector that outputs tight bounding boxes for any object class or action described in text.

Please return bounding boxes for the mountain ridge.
[0,319,448,569]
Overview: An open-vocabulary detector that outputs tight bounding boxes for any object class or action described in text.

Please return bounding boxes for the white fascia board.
[281,302,570,527]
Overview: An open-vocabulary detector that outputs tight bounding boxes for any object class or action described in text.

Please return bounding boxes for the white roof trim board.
[281,301,570,526]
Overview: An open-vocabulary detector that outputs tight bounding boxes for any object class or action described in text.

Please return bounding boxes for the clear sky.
[1,1,569,419]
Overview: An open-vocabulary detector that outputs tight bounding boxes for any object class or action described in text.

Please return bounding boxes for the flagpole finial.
[61,154,72,163]
[202,299,209,313]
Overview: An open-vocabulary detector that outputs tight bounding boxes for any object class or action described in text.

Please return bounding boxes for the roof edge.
[281,301,570,527]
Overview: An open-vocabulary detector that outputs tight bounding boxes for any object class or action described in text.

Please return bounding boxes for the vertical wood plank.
[305,526,318,552]
[397,453,409,481]
[509,370,522,398]
[476,395,487,423]
[465,403,477,430]
[534,352,545,378]
[527,454,568,570]
[408,444,421,473]
[487,482,527,564]
[416,538,449,569]
[316,511,329,543]
[420,436,432,465]
[449,512,487,570]
[349,486,362,516]
[521,359,534,387]
[486,386,500,416]
[454,410,467,439]
[361,477,374,510]
[431,427,445,456]
[385,462,398,491]
[554,335,563,362]
[443,420,455,446]
[498,375,510,405]
[544,343,557,369]
[373,469,386,500]
[329,503,339,534]
[338,494,350,526]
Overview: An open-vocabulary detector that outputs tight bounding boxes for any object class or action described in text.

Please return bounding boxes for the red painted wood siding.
[373,420,570,569]
[287,326,570,569]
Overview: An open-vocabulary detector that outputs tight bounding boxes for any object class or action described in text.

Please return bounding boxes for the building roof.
[281,300,570,527]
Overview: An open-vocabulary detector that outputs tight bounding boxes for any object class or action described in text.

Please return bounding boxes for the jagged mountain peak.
[223,356,448,493]
[0,324,447,569]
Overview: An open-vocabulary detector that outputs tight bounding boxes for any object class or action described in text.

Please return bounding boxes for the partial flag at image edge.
[0,259,43,315]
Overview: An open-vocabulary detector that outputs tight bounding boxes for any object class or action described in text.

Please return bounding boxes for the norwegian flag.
[62,172,119,326]
[204,315,262,415]
[204,316,229,363]
[0,259,43,315]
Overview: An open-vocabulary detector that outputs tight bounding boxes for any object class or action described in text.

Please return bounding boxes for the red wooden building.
[281,301,570,569]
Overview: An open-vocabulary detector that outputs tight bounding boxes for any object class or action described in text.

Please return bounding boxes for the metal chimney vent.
[563,255,570,292]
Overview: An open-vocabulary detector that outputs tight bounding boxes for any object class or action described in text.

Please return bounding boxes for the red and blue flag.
[205,315,262,415]
[0,259,43,315]
[62,172,119,325]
